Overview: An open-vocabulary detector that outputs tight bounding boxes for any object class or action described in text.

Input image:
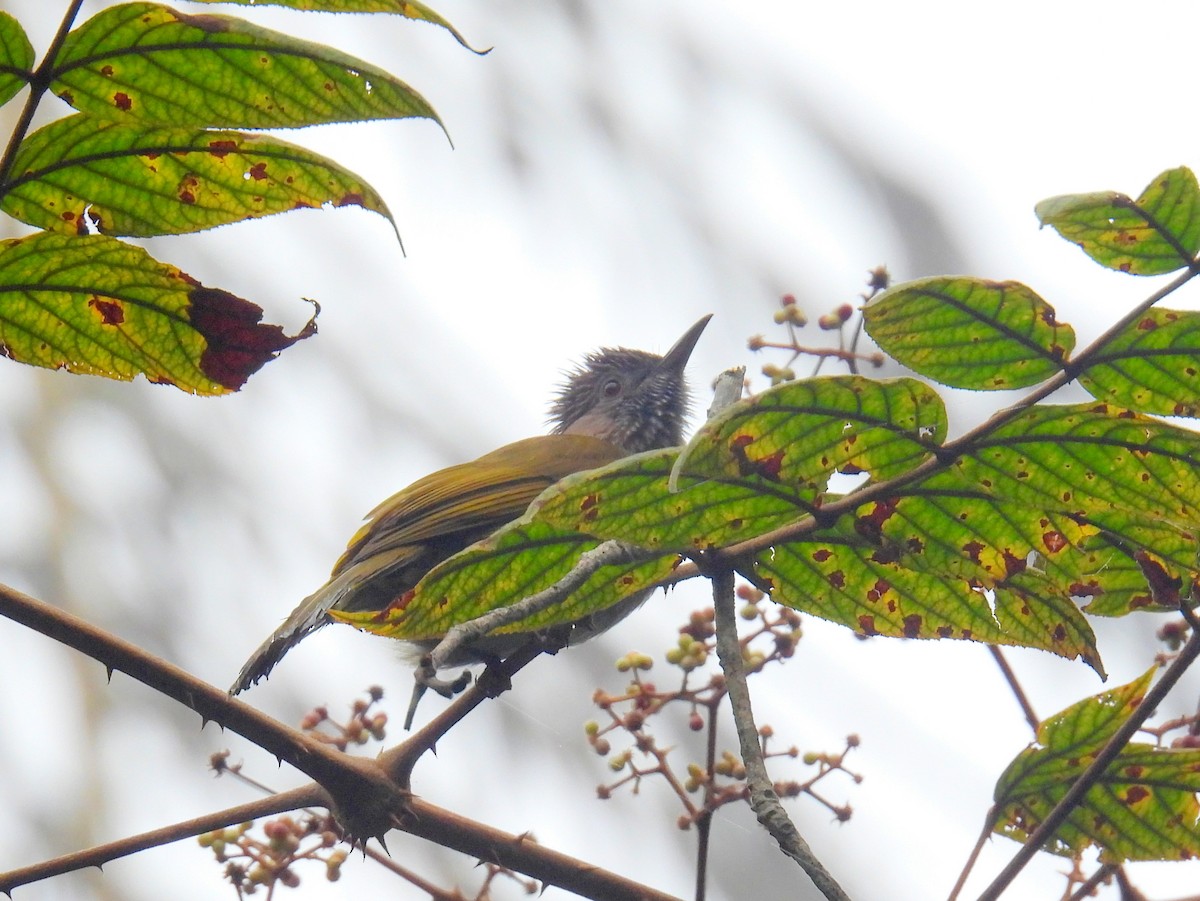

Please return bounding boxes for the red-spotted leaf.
[2,114,392,237]
[186,0,485,52]
[53,3,446,129]
[531,377,946,553]
[0,12,34,108]
[1079,307,1200,417]
[752,400,1200,670]
[1035,167,1200,275]
[862,276,1074,390]
[0,231,314,393]
[993,668,1200,862]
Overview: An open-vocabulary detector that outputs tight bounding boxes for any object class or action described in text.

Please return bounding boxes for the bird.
[231,315,711,695]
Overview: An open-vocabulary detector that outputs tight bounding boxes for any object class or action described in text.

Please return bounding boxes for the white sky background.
[3,1,1200,899]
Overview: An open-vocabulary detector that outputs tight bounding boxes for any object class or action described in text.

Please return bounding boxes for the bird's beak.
[659,314,712,372]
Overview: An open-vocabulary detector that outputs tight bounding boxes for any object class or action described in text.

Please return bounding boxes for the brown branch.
[1066,863,1116,901]
[0,0,85,189]
[0,581,683,900]
[709,566,851,901]
[0,779,684,901]
[386,643,544,787]
[987,646,1040,734]
[0,785,325,893]
[0,580,402,831]
[401,797,682,901]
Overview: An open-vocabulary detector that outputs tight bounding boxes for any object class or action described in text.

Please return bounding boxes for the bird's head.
[549,315,711,454]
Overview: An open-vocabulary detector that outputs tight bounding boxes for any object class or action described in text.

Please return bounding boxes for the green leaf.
[53,3,445,129]
[533,376,947,552]
[186,0,486,52]
[0,232,315,394]
[862,276,1074,390]
[0,12,34,108]
[1035,166,1200,275]
[1078,307,1200,417]
[993,668,1200,862]
[2,114,392,237]
[335,519,678,641]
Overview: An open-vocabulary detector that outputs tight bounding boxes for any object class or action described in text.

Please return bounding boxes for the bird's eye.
[603,379,622,397]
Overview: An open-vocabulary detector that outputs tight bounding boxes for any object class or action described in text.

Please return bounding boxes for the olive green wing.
[231,434,621,693]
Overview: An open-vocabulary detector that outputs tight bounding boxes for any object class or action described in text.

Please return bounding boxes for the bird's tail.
[229,572,358,694]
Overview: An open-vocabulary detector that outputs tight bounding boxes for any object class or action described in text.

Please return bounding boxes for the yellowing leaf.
[1036,167,1200,275]
[0,12,34,108]
[186,0,486,52]
[993,668,1200,862]
[3,114,392,237]
[54,3,444,129]
[0,232,314,393]
[532,377,946,553]
[1079,307,1200,418]
[336,519,677,641]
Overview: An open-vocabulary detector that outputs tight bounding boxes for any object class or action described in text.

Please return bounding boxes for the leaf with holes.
[862,276,1074,390]
[2,114,391,237]
[754,400,1200,668]
[186,0,485,52]
[1078,307,1200,418]
[0,232,314,393]
[858,404,1200,598]
[0,12,34,108]
[53,3,445,129]
[1035,167,1200,275]
[334,519,678,641]
[993,668,1200,862]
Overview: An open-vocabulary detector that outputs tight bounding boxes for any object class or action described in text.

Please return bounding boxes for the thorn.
[105,665,114,683]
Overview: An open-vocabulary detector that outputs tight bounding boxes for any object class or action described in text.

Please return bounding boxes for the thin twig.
[0,785,326,893]
[695,696,722,901]
[988,646,1040,733]
[387,643,544,787]
[946,825,992,901]
[1066,863,1116,901]
[0,0,85,188]
[709,566,851,901]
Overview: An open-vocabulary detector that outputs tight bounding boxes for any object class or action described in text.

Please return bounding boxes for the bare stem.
[0,786,326,894]
[987,646,1040,734]
[0,0,86,189]
[709,566,851,901]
